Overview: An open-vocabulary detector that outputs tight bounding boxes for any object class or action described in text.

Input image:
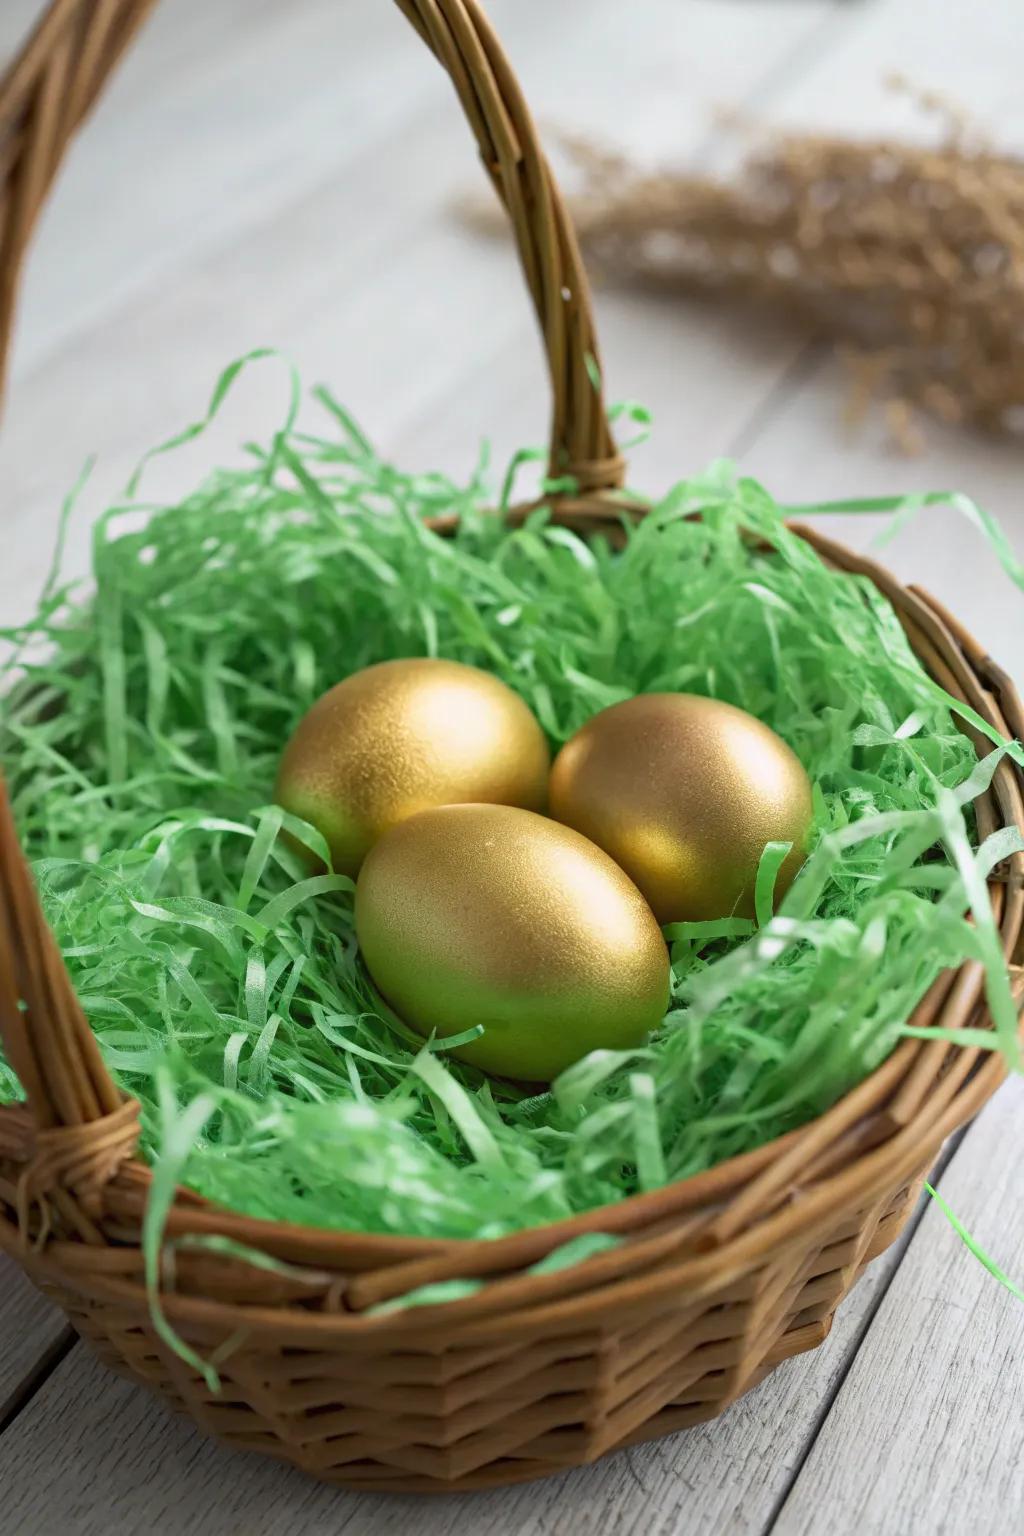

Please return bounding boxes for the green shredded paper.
[2,353,1022,1248]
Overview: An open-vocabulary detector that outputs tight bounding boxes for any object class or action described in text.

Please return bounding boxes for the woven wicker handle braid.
[0,1,623,1168]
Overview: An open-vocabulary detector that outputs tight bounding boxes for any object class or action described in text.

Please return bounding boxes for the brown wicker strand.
[14,1097,141,1248]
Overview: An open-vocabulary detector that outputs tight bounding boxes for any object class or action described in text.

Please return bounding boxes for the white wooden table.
[1,2,1022,1531]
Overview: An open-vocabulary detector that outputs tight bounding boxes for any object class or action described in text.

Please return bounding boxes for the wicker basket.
[1,0,1022,1496]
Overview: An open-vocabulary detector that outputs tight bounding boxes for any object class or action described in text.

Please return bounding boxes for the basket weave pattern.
[0,0,1022,1494]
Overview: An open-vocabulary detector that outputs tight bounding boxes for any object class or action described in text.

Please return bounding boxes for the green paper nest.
[2,356,1021,1245]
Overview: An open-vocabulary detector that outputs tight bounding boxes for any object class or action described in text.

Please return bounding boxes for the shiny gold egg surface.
[549,693,813,924]
[275,658,550,876]
[355,804,670,1082]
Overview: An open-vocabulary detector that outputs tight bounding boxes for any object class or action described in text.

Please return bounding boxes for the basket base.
[26,1175,922,1495]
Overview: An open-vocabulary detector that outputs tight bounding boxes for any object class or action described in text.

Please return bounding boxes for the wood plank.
[9,0,840,377]
[0,0,39,59]
[12,0,429,375]
[0,0,840,630]
[708,0,1024,667]
[773,1079,1024,1535]
[763,0,1024,150]
[0,1209,921,1535]
[0,1256,69,1426]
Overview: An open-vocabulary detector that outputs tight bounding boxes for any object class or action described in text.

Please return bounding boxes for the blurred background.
[2,0,1022,659]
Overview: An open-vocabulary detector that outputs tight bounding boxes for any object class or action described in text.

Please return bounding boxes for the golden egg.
[549,693,813,924]
[355,803,670,1082]
[275,658,550,876]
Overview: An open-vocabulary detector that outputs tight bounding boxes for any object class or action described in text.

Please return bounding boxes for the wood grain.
[0,0,837,628]
[0,1217,917,1536]
[773,1080,1024,1536]
[0,1256,69,1425]
[8,0,834,375]
[11,0,433,374]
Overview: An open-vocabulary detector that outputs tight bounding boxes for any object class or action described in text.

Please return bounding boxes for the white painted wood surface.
[774,1080,1024,1536]
[0,1258,70,1424]
[1,0,831,629]
[0,1,1021,1531]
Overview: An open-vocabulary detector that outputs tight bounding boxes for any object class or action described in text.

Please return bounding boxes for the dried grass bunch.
[505,82,1024,450]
